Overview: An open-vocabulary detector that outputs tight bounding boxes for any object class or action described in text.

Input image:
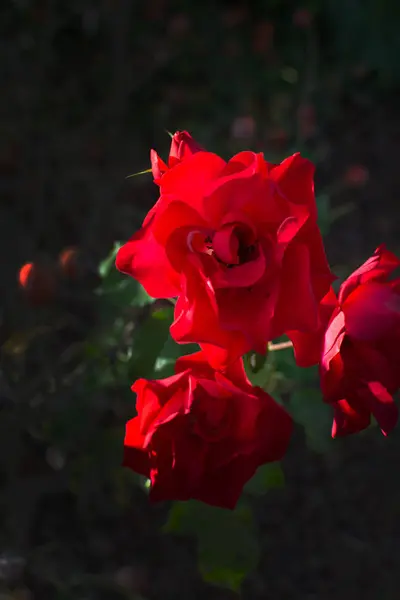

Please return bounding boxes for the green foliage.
[272,353,334,453]
[245,350,278,390]
[245,350,269,375]
[127,306,175,380]
[94,244,200,384]
[160,462,286,590]
[97,242,153,311]
[244,462,285,495]
[153,335,199,378]
[289,388,334,453]
[246,343,335,453]
[164,500,259,591]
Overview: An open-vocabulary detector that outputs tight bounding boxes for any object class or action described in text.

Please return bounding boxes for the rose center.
[190,390,232,442]
[208,224,257,268]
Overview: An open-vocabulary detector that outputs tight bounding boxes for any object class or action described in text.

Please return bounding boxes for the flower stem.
[268,340,293,352]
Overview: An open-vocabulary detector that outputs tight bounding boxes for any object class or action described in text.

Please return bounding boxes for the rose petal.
[339,245,400,304]
[168,131,204,167]
[287,287,338,367]
[331,398,370,438]
[123,444,150,476]
[269,153,316,216]
[212,225,240,265]
[175,350,250,389]
[152,199,207,247]
[203,152,283,228]
[272,243,319,336]
[116,213,180,298]
[361,381,398,436]
[160,151,226,217]
[321,307,346,372]
[344,282,400,340]
[150,149,168,182]
[170,256,249,368]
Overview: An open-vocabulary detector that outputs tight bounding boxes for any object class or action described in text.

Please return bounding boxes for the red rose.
[150,130,203,183]
[286,286,338,367]
[117,139,333,368]
[123,351,292,509]
[321,245,400,437]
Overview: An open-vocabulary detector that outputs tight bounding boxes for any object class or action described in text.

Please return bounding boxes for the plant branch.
[268,340,293,352]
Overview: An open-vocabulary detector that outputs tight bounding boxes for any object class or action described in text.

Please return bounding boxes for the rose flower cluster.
[116,131,399,509]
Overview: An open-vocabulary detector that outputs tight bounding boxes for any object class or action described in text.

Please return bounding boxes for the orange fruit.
[58,246,80,280]
[18,261,56,305]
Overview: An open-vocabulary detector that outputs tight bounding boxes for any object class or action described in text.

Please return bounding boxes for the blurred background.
[2,0,400,599]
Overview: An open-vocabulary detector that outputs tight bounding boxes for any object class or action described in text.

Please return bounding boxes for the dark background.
[1,1,400,599]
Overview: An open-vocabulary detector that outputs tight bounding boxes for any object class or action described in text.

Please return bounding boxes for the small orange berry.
[19,262,34,289]
[18,262,56,305]
[58,246,80,280]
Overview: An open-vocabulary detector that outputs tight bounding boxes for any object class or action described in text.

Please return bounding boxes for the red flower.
[150,130,203,183]
[117,138,333,368]
[321,245,400,437]
[123,351,292,509]
[287,286,338,367]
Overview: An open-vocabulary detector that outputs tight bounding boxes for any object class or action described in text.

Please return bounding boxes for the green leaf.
[128,282,153,308]
[244,462,285,496]
[273,350,318,386]
[153,336,199,378]
[289,388,334,453]
[246,351,268,374]
[98,242,122,278]
[98,277,153,312]
[129,306,175,380]
[164,500,259,591]
[125,167,152,178]
[244,351,274,388]
[202,567,244,592]
[97,244,153,310]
